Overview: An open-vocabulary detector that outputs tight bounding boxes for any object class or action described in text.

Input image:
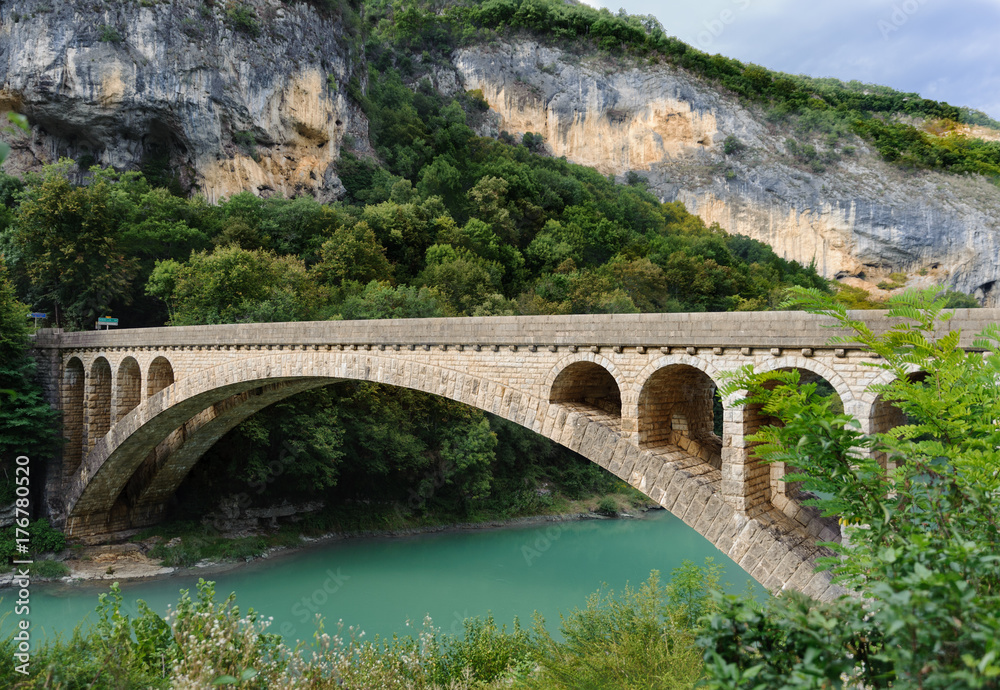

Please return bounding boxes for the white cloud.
[598,0,1000,117]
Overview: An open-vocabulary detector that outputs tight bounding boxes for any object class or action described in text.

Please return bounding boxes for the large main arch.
[61,348,843,600]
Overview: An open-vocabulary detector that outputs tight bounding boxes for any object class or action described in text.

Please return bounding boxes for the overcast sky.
[581,0,1000,120]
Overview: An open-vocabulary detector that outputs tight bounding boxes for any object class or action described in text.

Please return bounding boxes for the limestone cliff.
[452,41,1000,304]
[4,3,1000,304]
[0,0,365,202]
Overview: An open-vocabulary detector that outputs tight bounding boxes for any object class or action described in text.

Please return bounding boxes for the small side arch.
[88,357,113,454]
[857,363,927,410]
[864,368,930,470]
[737,355,850,533]
[147,357,174,398]
[548,356,624,420]
[754,355,855,407]
[635,355,725,468]
[62,357,86,476]
[115,356,142,423]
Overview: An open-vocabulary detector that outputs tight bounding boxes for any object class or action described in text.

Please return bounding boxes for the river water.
[1,510,762,645]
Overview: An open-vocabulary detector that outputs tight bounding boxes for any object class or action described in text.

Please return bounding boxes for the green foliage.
[705,287,1000,688]
[0,519,66,564]
[3,162,140,328]
[853,117,1000,178]
[701,591,885,689]
[528,565,715,689]
[0,112,29,168]
[436,615,533,684]
[147,244,323,325]
[233,130,259,160]
[595,495,618,516]
[335,280,447,319]
[149,532,271,567]
[98,24,123,43]
[722,135,745,156]
[314,221,393,286]
[224,2,261,37]
[0,258,60,515]
[31,558,70,578]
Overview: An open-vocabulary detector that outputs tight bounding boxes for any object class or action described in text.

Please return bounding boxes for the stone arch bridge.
[29,309,999,600]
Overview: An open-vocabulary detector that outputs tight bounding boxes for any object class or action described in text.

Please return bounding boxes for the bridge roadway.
[29,309,1000,600]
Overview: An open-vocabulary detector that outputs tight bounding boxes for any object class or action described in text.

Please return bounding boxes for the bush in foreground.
[702,288,1000,688]
[2,559,718,688]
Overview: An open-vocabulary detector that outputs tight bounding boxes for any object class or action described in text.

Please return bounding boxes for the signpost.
[26,312,47,328]
[97,316,119,330]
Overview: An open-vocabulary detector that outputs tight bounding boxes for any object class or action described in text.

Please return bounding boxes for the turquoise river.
[1,510,763,644]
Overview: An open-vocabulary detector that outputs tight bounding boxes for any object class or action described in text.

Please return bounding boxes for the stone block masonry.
[29,309,1000,599]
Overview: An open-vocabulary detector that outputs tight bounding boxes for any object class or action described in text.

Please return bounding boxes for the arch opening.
[744,367,844,523]
[115,357,142,423]
[147,357,174,398]
[549,361,622,420]
[62,358,86,476]
[109,380,329,533]
[638,364,722,469]
[87,358,113,454]
[870,371,929,471]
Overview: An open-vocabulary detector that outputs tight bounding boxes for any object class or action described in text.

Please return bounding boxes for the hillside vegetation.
[367,0,1000,180]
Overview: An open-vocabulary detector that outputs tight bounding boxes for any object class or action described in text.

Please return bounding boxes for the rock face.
[0,0,366,202]
[454,41,1000,304]
[4,5,999,303]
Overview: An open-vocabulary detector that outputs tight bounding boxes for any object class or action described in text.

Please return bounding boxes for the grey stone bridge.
[29,309,1000,600]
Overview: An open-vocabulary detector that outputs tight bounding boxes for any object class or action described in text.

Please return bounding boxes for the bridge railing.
[28,309,1000,351]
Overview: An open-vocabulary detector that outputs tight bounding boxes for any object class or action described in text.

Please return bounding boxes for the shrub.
[225,2,261,37]
[704,287,1000,688]
[32,558,70,578]
[464,89,490,112]
[436,615,533,684]
[98,24,122,43]
[530,567,710,689]
[722,134,745,155]
[596,495,618,516]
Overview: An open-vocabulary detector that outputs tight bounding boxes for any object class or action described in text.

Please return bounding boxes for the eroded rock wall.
[0,0,365,202]
[455,41,1000,304]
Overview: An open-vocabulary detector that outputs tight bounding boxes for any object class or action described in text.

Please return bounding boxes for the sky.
[580,0,1000,120]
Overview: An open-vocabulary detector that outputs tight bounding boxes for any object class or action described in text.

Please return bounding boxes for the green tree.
[417,243,504,315]
[313,221,393,286]
[147,245,322,325]
[702,287,1000,688]
[335,280,447,320]
[468,175,516,244]
[6,161,139,328]
[0,257,60,509]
